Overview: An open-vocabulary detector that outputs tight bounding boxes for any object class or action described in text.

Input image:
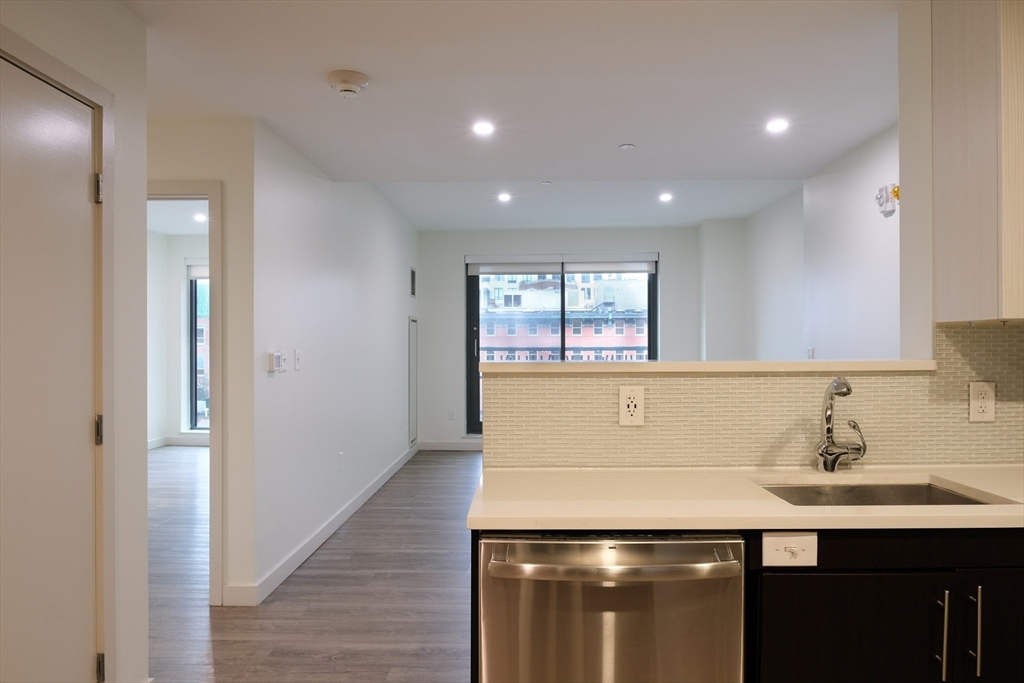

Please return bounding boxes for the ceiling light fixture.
[659,193,673,202]
[194,213,208,222]
[766,118,790,133]
[618,143,635,150]
[541,181,552,186]
[498,193,511,202]
[473,121,495,136]
[327,70,369,98]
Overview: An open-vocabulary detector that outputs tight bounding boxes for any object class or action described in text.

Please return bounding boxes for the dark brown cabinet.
[760,572,954,683]
[750,530,1024,683]
[953,568,1024,682]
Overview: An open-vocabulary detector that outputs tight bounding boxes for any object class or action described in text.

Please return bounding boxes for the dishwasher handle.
[487,558,741,583]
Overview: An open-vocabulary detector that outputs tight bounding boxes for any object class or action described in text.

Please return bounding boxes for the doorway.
[146,182,224,609]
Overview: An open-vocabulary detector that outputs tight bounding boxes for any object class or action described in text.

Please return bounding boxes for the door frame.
[0,22,115,668]
[148,180,225,606]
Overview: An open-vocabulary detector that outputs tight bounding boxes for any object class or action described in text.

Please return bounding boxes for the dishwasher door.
[479,535,744,683]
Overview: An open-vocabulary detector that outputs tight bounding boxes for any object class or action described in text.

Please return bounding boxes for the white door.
[0,57,99,683]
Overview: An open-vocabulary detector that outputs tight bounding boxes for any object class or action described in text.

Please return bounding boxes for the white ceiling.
[147,198,209,235]
[123,0,900,230]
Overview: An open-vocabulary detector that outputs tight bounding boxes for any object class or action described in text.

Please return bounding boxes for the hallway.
[148,448,481,682]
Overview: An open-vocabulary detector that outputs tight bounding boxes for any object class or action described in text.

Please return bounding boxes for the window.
[636,320,645,335]
[189,276,210,430]
[466,257,657,433]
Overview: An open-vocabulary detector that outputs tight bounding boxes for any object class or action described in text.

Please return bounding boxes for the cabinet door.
[955,569,1024,682]
[760,572,955,683]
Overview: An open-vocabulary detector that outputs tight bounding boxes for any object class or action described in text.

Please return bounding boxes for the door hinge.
[94,415,103,446]
[96,652,105,683]
[93,173,103,204]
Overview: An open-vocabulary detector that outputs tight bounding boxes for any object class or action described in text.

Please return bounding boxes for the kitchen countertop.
[467,464,1024,530]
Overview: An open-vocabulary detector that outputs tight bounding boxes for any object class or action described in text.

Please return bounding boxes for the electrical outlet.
[448,409,457,420]
[619,386,644,426]
[969,382,996,422]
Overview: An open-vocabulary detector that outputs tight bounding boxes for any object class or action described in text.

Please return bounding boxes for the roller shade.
[467,252,657,275]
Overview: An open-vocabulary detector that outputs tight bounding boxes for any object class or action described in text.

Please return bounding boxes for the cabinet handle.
[976,585,982,677]
[936,590,950,682]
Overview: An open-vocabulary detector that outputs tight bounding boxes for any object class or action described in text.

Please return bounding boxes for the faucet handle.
[847,420,867,461]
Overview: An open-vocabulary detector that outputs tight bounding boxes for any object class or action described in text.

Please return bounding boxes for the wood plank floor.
[148,447,482,683]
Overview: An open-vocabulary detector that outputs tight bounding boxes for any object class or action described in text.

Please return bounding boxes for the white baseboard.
[221,443,421,607]
[167,433,210,447]
[147,437,170,450]
[221,583,259,607]
[417,440,482,452]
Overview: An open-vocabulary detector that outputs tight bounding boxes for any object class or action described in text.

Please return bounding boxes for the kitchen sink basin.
[763,483,988,506]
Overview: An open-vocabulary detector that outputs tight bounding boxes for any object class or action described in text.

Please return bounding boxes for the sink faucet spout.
[815,376,867,472]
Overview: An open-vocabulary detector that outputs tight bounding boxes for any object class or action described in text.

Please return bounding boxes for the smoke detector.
[327,70,369,97]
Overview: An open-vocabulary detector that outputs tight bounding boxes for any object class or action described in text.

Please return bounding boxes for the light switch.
[294,350,301,371]
[762,532,818,566]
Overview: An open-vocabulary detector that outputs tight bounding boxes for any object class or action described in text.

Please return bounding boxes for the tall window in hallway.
[190,272,210,430]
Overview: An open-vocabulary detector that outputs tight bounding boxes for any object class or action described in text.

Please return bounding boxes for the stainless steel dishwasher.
[479,534,744,683]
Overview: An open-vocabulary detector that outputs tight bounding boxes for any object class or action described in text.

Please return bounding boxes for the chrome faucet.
[816,376,867,472]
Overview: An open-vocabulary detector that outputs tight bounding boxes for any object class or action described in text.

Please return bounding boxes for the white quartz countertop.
[466,464,1024,530]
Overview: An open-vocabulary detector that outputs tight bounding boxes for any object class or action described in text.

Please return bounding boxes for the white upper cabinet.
[933,0,1024,322]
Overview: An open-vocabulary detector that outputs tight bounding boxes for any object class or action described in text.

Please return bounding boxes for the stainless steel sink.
[763,483,987,506]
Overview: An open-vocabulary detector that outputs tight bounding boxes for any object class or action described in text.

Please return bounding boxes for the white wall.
[699,219,752,360]
[252,121,418,594]
[146,233,209,446]
[417,226,700,447]
[744,190,805,360]
[0,1,149,679]
[148,118,258,594]
[148,231,169,445]
[803,125,901,360]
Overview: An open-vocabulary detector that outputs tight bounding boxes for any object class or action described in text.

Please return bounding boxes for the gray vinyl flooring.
[148,447,482,682]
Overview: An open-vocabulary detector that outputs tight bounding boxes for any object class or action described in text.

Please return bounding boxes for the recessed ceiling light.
[618,143,635,150]
[498,193,511,202]
[194,213,208,222]
[473,121,495,136]
[766,118,789,133]
[659,193,673,202]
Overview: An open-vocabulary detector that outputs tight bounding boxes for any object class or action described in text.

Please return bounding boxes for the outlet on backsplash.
[970,382,996,423]
[619,386,644,426]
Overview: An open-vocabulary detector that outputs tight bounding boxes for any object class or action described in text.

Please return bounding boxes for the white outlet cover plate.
[619,386,644,426]
[969,381,995,422]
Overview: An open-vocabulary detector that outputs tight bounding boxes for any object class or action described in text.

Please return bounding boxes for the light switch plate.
[763,532,818,567]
